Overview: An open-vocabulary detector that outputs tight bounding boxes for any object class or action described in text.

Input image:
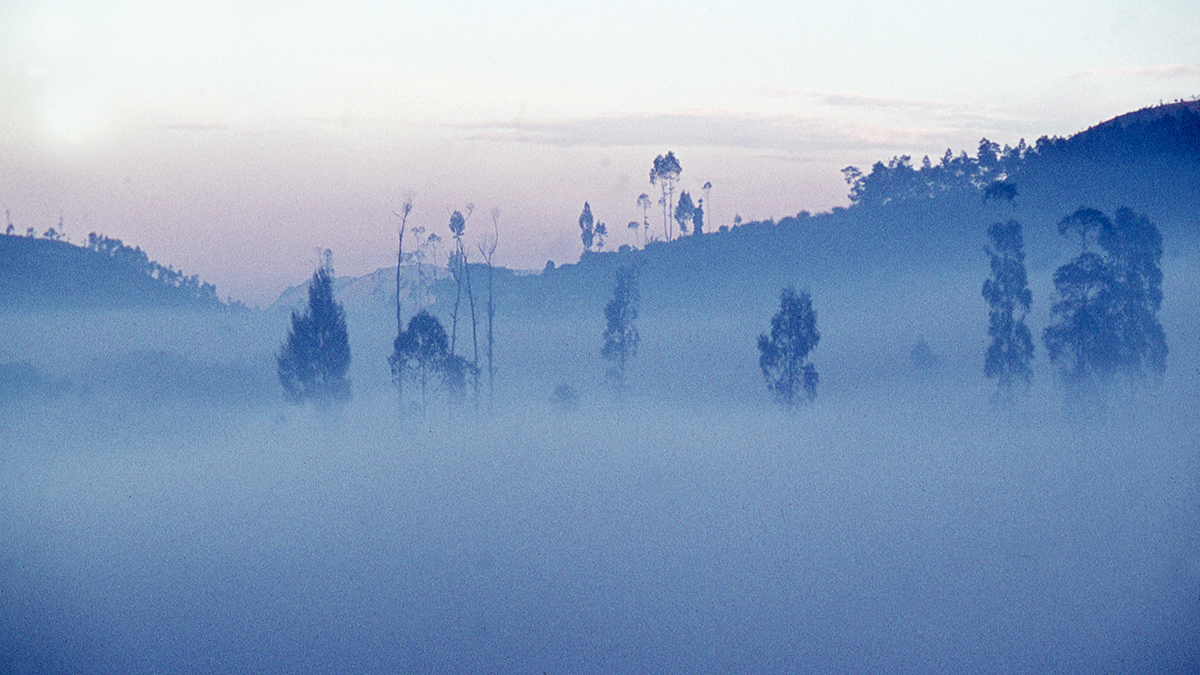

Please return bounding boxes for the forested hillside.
[0,232,225,311]
[505,100,1200,314]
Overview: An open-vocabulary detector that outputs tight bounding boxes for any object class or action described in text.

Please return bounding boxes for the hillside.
[0,234,225,311]
[310,101,1200,326]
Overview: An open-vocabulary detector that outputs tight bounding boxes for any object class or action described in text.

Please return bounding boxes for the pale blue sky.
[2,0,1198,304]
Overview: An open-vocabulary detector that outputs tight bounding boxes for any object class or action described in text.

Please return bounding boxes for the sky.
[2,0,1199,306]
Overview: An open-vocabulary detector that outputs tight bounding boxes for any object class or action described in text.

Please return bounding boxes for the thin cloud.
[159,123,232,132]
[455,111,985,155]
[755,89,1018,131]
[1071,63,1200,80]
[758,88,972,113]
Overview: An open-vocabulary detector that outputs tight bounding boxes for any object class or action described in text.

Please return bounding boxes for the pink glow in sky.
[2,0,1198,305]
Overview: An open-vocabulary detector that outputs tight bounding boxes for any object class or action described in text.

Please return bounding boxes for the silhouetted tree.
[982,220,1034,401]
[637,193,652,245]
[579,202,595,252]
[601,266,640,394]
[390,310,449,411]
[594,221,607,250]
[1100,208,1167,377]
[393,194,413,403]
[393,195,413,336]
[758,288,819,406]
[447,206,473,356]
[650,151,682,241]
[1043,207,1166,385]
[674,191,695,236]
[692,199,704,235]
[478,208,500,409]
[278,256,351,404]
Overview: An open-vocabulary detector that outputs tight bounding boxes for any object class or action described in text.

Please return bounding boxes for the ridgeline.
[0,233,224,311]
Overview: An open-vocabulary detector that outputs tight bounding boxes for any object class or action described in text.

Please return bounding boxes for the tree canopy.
[758,288,820,406]
[277,264,351,403]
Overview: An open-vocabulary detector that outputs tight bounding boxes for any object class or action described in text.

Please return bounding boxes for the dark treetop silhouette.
[982,219,1035,402]
[1043,206,1166,384]
[758,287,820,406]
[277,257,351,404]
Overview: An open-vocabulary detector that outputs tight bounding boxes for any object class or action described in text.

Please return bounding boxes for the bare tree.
[391,194,414,406]
[478,208,500,409]
[447,205,474,356]
[392,195,413,340]
[463,205,481,405]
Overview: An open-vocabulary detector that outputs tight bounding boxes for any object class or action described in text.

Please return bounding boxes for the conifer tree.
[277,253,351,403]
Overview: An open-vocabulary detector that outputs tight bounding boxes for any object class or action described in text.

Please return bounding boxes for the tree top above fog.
[840,101,1200,210]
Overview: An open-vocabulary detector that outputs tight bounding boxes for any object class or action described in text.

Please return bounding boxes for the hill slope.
[0,234,224,311]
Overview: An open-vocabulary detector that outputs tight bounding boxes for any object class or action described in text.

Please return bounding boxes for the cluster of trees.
[83,233,220,305]
[578,202,608,253]
[576,151,716,254]
[4,211,69,241]
[841,139,1018,207]
[981,205,1167,403]
[278,201,501,410]
[3,213,223,306]
[1043,207,1167,385]
[843,104,1200,212]
[647,152,711,242]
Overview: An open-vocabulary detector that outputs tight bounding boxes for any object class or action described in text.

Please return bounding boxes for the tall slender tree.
[392,195,413,403]
[478,207,500,409]
[982,220,1034,403]
[650,152,682,241]
[447,206,473,356]
[601,266,640,395]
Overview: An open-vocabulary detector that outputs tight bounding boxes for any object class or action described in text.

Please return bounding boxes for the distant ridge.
[0,234,225,311]
[265,100,1200,320]
[1088,98,1200,131]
